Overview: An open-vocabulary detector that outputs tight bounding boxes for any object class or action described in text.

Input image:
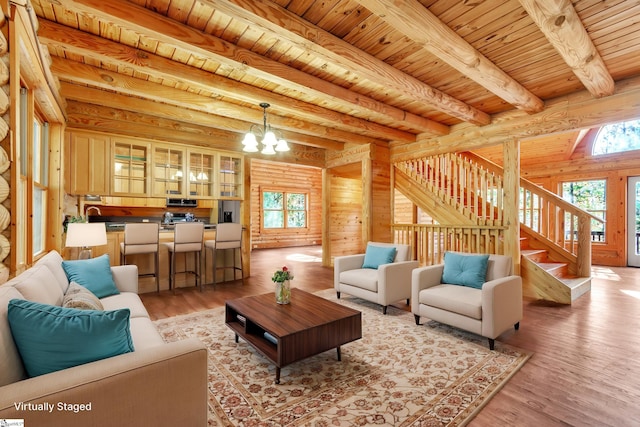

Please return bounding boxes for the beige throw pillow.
[62,281,104,311]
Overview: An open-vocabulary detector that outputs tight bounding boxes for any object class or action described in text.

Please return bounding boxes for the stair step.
[521,249,549,262]
[536,261,568,277]
[560,276,592,301]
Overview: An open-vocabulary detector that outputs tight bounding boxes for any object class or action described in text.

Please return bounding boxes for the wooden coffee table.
[225,288,362,383]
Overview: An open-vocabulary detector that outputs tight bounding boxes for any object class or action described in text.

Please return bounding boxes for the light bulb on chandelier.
[241,103,290,154]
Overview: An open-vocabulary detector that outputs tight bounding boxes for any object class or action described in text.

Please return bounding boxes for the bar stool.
[120,222,160,292]
[204,223,243,289]
[163,222,204,294]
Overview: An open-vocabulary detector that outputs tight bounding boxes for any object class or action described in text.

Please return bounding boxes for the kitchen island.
[64,225,244,293]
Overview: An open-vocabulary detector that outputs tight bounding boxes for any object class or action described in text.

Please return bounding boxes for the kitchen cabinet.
[152,144,185,197]
[112,138,150,196]
[188,150,215,198]
[218,154,243,199]
[68,131,110,195]
[66,130,244,201]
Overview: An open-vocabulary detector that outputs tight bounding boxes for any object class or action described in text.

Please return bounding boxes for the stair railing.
[396,152,604,277]
[393,223,506,266]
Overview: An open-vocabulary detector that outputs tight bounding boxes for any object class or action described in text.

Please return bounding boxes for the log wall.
[249,159,322,249]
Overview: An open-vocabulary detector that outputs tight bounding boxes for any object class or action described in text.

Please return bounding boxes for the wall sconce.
[241,103,290,154]
[65,222,107,259]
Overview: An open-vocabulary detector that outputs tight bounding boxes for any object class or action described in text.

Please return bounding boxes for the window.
[32,118,48,256]
[19,87,49,259]
[561,180,606,241]
[262,191,307,229]
[593,119,640,155]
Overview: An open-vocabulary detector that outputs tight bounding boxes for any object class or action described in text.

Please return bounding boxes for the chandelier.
[242,103,290,154]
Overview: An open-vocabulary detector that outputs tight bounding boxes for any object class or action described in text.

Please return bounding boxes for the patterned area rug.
[154,289,531,426]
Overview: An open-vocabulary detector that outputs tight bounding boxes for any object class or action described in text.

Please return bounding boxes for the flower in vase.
[272,265,294,283]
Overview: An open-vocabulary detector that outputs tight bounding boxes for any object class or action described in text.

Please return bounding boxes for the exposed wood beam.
[43,0,429,137]
[61,84,345,151]
[65,102,326,166]
[359,0,545,114]
[518,0,615,98]
[37,20,423,141]
[391,75,640,161]
[51,57,385,147]
[210,0,488,125]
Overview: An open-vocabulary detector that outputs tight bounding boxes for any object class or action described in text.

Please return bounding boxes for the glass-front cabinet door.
[188,151,214,198]
[152,145,185,197]
[219,154,243,199]
[112,139,149,195]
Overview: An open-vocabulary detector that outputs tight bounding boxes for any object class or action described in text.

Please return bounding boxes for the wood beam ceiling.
[393,75,640,161]
[60,83,345,151]
[207,0,489,125]
[518,0,615,98]
[357,0,545,114]
[36,20,419,144]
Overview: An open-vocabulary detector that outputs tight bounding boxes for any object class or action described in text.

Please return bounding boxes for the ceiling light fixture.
[241,103,289,154]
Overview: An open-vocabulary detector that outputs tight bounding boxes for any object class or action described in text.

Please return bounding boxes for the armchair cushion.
[362,244,397,269]
[7,299,134,377]
[442,252,489,289]
[339,268,379,292]
[418,284,482,319]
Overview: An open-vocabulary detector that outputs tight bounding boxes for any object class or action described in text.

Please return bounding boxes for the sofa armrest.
[334,254,365,289]
[0,338,208,427]
[378,260,419,304]
[111,265,139,293]
[411,264,445,314]
[481,275,523,339]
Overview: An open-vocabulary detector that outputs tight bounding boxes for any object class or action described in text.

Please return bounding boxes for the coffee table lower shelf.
[225,289,362,384]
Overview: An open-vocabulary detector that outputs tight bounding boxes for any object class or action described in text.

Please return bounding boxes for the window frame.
[260,188,309,232]
[560,179,607,243]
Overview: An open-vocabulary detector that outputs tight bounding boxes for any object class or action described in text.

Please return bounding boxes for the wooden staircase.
[520,238,592,304]
[394,152,600,304]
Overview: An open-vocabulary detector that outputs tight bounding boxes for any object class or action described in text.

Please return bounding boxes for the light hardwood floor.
[140,246,640,427]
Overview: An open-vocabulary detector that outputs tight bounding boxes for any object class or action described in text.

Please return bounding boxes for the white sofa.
[0,250,208,427]
[412,253,522,350]
[334,242,419,314]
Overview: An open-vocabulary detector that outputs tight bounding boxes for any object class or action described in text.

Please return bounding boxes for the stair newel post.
[577,213,592,277]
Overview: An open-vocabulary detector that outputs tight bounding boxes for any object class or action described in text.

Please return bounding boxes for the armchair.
[334,242,419,314]
[412,252,522,350]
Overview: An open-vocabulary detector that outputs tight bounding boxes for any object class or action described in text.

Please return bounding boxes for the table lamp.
[65,222,107,259]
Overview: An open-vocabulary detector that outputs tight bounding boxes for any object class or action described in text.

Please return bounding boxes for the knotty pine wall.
[329,174,363,258]
[249,159,322,249]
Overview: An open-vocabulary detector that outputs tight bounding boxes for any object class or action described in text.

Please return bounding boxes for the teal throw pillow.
[441,252,490,289]
[62,254,119,298]
[7,299,134,377]
[362,245,397,269]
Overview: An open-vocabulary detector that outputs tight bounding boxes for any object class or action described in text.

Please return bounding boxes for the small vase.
[275,280,291,304]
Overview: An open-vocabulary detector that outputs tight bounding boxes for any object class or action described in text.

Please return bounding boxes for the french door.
[627,176,640,267]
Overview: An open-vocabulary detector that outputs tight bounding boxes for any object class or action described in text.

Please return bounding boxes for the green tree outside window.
[263,191,307,229]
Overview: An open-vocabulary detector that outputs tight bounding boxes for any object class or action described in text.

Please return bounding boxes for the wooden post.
[321,168,331,267]
[361,157,372,247]
[503,139,521,274]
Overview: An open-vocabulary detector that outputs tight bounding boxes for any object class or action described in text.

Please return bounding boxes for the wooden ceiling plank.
[37,20,423,140]
[47,0,441,135]
[518,0,615,98]
[357,0,545,114]
[212,0,489,125]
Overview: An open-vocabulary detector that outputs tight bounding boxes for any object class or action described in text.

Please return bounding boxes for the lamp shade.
[65,223,107,247]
